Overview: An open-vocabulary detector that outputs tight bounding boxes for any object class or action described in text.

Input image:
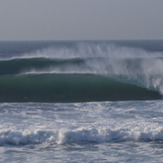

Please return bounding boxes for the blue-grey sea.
[0,40,163,162]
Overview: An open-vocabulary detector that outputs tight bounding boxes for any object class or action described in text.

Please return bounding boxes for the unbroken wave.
[0,74,161,102]
[0,57,89,75]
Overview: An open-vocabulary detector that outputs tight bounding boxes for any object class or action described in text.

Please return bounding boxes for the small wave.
[0,126,163,146]
[58,126,163,144]
[0,130,54,146]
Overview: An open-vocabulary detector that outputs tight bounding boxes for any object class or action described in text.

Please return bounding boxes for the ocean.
[0,40,163,162]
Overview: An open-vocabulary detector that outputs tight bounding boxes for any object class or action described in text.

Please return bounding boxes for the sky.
[0,0,163,40]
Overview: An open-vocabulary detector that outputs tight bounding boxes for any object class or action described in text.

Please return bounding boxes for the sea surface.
[0,40,163,162]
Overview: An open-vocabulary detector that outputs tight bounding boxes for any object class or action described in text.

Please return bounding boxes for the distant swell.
[0,74,161,102]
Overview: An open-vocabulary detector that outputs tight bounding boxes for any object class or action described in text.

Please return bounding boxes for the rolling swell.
[1,57,163,75]
[0,74,161,102]
[0,58,87,75]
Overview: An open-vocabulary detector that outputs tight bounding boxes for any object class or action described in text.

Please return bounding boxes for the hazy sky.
[0,0,163,40]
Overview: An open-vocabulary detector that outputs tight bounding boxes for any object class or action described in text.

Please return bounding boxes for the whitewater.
[0,40,163,162]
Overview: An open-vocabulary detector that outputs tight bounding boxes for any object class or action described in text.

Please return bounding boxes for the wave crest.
[0,126,163,146]
[58,126,163,144]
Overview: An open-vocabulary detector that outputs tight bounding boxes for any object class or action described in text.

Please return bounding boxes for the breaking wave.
[0,41,163,102]
[1,126,163,146]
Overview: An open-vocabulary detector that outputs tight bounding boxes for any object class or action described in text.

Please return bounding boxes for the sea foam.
[0,126,163,146]
[58,126,163,144]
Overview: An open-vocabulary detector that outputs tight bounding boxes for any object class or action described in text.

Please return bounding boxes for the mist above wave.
[0,42,163,95]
